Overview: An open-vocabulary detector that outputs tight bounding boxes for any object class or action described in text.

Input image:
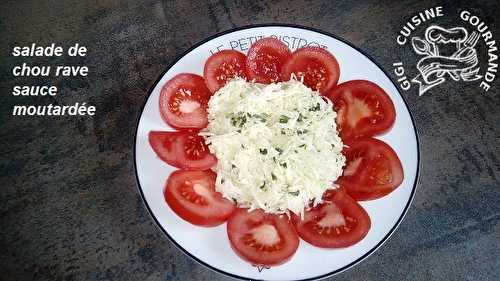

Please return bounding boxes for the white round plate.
[134,25,419,281]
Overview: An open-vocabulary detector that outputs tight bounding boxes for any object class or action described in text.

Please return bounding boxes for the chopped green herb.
[281,129,286,135]
[231,164,236,169]
[230,113,247,127]
[288,191,300,196]
[275,147,283,154]
[259,148,268,155]
[272,156,277,163]
[309,103,320,111]
[259,181,266,190]
[299,144,307,148]
[296,129,308,135]
[220,178,225,184]
[297,113,304,122]
[236,129,241,133]
[280,162,287,168]
[271,173,277,180]
[297,129,309,135]
[279,115,289,123]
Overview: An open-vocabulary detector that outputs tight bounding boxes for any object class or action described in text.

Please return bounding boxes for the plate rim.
[133,23,421,281]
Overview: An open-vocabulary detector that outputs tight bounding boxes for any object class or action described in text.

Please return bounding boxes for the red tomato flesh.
[293,188,371,248]
[246,38,292,84]
[204,50,247,93]
[165,170,235,227]
[227,208,299,266]
[281,47,340,93]
[149,131,217,170]
[338,138,404,201]
[159,73,212,129]
[326,80,396,141]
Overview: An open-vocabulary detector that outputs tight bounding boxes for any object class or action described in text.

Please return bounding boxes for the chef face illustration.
[411,25,482,96]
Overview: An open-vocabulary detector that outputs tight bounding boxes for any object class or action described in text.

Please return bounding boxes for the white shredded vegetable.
[201,78,345,216]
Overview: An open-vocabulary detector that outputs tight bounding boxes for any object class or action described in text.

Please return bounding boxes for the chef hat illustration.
[425,26,468,44]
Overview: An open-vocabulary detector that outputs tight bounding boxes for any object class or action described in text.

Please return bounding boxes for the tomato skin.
[246,38,292,84]
[227,208,299,266]
[165,170,235,227]
[148,131,217,170]
[293,188,371,248]
[326,80,396,141]
[159,73,212,129]
[204,50,247,93]
[281,46,340,93]
[338,138,404,201]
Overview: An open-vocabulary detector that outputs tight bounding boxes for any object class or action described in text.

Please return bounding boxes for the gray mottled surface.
[1,0,499,280]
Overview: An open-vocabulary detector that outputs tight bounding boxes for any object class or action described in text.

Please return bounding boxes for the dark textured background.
[1,0,499,280]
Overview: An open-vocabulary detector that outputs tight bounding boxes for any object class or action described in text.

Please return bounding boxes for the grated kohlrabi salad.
[201,78,345,216]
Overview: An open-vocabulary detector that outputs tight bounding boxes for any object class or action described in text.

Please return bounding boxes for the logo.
[411,26,482,95]
[392,6,498,95]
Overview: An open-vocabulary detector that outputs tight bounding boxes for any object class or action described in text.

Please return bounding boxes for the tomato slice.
[227,208,299,266]
[204,50,247,93]
[326,80,396,141]
[293,188,371,248]
[159,73,212,129]
[149,131,217,170]
[337,138,404,201]
[246,38,292,84]
[165,170,235,227]
[281,46,340,93]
